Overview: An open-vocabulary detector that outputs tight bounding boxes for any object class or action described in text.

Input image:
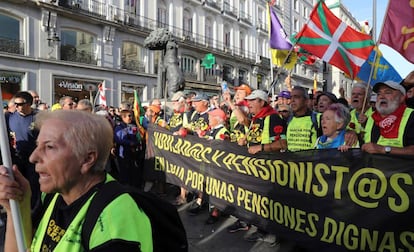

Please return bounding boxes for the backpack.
[81,181,188,252]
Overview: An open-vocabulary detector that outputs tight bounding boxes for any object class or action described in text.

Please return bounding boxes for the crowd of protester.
[1,70,414,249]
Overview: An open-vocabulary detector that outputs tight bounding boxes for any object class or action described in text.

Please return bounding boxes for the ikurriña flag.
[268,4,297,70]
[379,0,414,64]
[294,1,374,79]
[356,47,402,86]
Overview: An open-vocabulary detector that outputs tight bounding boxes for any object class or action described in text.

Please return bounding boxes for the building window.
[0,71,23,101]
[239,69,247,84]
[181,55,197,80]
[294,18,299,33]
[60,30,97,65]
[205,17,213,47]
[223,65,234,85]
[127,0,140,14]
[0,13,23,55]
[294,0,299,12]
[183,9,193,37]
[224,31,230,48]
[157,2,168,28]
[121,41,146,72]
[121,84,144,104]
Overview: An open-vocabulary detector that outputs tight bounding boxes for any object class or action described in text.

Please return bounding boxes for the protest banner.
[149,126,414,252]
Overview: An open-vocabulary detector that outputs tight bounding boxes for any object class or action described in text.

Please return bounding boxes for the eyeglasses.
[279,110,289,113]
[15,102,27,107]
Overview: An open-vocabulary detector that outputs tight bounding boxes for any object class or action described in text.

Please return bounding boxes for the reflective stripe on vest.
[364,107,413,147]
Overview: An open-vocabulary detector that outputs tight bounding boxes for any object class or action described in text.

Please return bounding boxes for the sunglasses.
[15,102,27,106]
[279,110,289,113]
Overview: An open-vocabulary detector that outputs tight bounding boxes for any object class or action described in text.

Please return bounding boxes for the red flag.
[295,1,374,79]
[379,0,414,64]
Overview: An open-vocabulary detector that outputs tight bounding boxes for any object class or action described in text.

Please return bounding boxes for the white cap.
[373,80,406,95]
[245,90,268,101]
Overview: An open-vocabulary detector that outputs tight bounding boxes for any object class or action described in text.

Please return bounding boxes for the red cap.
[208,108,227,121]
[234,84,252,95]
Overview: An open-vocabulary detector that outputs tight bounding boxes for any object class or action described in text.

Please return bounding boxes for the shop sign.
[0,76,21,84]
[58,80,83,92]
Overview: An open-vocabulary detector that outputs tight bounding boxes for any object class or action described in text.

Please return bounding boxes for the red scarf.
[372,104,406,138]
[252,105,277,121]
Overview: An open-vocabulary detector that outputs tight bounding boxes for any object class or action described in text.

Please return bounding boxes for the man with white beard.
[362,80,414,155]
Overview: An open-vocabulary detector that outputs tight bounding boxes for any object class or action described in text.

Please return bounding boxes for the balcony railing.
[60,45,97,65]
[54,1,258,63]
[183,72,197,81]
[222,2,237,18]
[121,58,145,72]
[0,37,24,55]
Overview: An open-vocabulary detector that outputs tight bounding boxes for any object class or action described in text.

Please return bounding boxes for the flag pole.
[360,0,381,115]
[0,89,27,252]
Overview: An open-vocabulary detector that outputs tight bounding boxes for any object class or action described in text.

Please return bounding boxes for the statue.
[144,28,185,98]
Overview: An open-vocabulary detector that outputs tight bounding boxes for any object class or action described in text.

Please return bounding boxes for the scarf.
[372,104,406,138]
[316,130,346,149]
[252,105,277,121]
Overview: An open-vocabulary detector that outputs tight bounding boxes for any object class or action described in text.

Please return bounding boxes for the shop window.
[53,77,102,103]
[60,30,97,65]
[0,71,23,101]
[121,84,144,104]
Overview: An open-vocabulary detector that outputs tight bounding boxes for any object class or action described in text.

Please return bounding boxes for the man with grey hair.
[362,80,414,155]
[59,96,75,110]
[348,82,374,144]
[76,99,93,112]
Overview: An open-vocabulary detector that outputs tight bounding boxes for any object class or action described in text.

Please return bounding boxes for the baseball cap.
[192,93,209,102]
[208,108,227,121]
[245,90,268,101]
[279,90,291,99]
[373,80,406,95]
[171,91,185,101]
[317,92,338,104]
[234,84,252,95]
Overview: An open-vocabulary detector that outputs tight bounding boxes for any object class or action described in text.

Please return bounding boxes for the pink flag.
[379,0,414,64]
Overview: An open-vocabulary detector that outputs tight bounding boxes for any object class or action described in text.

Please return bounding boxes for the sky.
[341,0,414,78]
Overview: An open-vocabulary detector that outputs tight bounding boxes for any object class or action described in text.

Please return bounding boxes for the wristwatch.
[384,146,392,154]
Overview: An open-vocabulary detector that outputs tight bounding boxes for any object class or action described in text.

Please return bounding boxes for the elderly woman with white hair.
[0,110,152,252]
[315,103,356,151]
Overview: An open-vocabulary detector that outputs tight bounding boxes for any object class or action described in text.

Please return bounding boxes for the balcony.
[0,37,24,55]
[222,2,237,19]
[238,11,252,25]
[204,0,221,11]
[60,45,97,65]
[121,58,145,72]
[183,72,197,81]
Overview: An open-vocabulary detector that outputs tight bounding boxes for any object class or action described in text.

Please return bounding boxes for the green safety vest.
[212,127,230,140]
[364,107,413,147]
[287,114,321,152]
[31,175,153,252]
[348,107,373,134]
